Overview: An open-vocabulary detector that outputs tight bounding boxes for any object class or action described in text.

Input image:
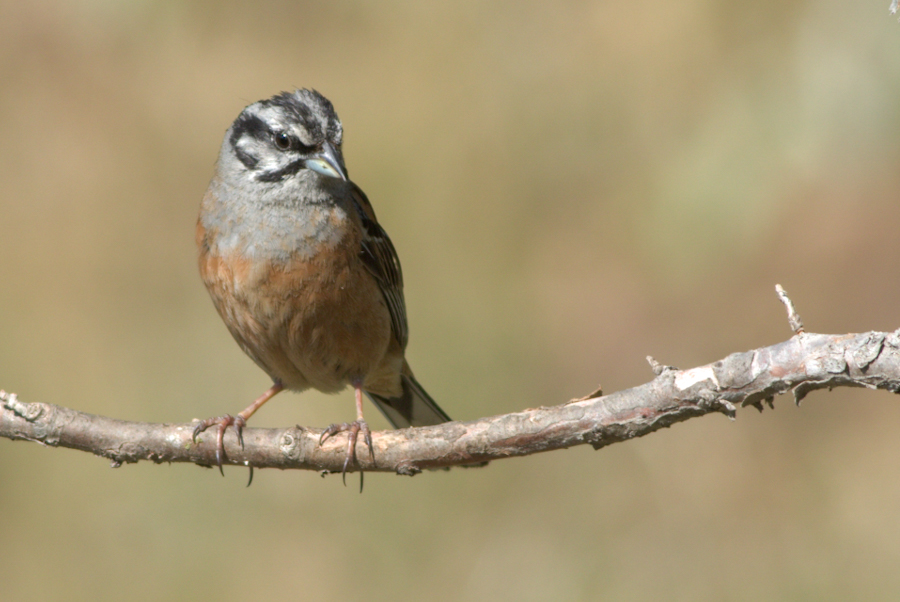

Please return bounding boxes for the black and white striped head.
[223,89,347,185]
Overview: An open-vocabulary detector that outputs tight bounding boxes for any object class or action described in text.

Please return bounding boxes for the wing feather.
[349,183,409,349]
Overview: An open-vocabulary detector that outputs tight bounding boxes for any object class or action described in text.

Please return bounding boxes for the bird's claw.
[319,420,373,491]
[193,414,247,476]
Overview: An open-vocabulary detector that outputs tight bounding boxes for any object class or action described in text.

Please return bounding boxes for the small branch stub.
[1,390,38,420]
[646,356,677,376]
[775,284,804,334]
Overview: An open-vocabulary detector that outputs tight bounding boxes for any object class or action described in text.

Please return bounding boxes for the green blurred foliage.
[2,1,900,600]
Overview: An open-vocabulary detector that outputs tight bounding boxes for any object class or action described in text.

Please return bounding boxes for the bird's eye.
[273,132,293,151]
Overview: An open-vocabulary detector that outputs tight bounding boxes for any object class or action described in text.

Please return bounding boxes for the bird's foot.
[319,420,374,489]
[189,383,284,482]
[192,414,247,476]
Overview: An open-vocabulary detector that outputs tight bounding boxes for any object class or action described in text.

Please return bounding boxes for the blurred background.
[2,1,899,600]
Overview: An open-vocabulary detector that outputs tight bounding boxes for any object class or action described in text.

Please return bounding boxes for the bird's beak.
[305,141,348,181]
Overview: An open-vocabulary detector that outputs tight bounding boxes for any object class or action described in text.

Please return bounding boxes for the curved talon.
[319,422,349,446]
[343,424,359,484]
[318,420,373,491]
[192,414,239,476]
[191,383,285,479]
[192,416,219,443]
[363,428,374,463]
[215,419,228,476]
[233,415,246,449]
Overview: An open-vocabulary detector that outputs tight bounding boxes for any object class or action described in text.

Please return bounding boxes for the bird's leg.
[192,382,285,475]
[319,381,374,490]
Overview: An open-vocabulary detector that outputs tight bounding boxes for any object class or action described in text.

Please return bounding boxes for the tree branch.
[3,289,900,477]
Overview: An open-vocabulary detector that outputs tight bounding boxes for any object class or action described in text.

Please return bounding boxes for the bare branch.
[3,329,900,477]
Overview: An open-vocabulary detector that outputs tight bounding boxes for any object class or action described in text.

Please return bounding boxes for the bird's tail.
[366,364,451,428]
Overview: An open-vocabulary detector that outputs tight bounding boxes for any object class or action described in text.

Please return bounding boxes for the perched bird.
[193,89,451,481]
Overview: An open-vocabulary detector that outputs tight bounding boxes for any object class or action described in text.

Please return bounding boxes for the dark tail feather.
[366,371,451,429]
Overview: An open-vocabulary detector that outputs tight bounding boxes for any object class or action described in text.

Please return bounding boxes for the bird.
[193,89,451,483]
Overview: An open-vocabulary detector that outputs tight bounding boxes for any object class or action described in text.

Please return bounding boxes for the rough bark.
[4,329,898,477]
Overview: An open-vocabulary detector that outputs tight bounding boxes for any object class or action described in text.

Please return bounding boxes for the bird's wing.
[349,182,409,349]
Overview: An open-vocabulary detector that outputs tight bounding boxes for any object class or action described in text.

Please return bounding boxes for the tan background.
[2,1,900,600]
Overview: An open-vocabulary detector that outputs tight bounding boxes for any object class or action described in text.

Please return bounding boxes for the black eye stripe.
[230,113,269,146]
[256,158,306,183]
[294,138,315,153]
[230,112,312,149]
[272,131,315,153]
[229,113,269,170]
[231,111,320,174]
